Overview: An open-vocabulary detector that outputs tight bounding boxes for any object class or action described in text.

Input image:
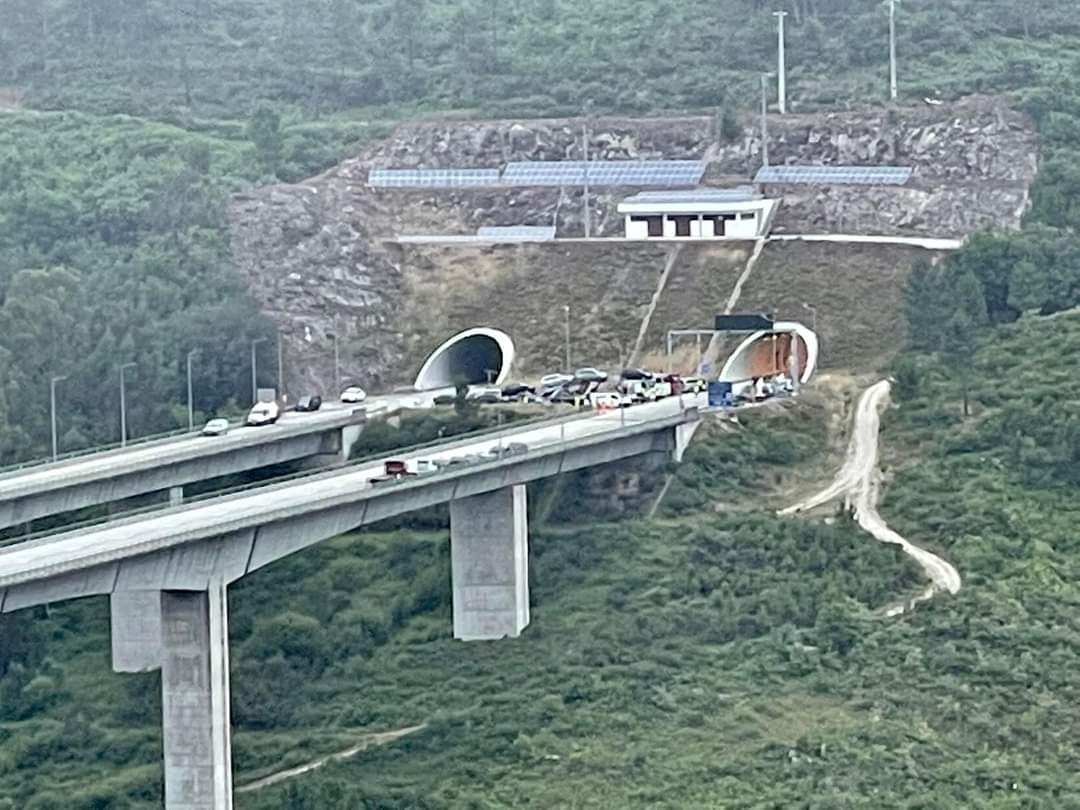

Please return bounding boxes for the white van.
[246,401,280,426]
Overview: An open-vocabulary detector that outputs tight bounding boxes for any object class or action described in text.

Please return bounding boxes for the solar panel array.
[753,165,913,186]
[627,186,758,204]
[476,225,557,241]
[368,168,502,188]
[503,160,704,187]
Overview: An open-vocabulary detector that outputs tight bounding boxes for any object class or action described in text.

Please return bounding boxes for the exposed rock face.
[228,95,1038,394]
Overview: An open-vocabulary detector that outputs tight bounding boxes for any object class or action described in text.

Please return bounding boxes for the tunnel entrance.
[414,328,515,390]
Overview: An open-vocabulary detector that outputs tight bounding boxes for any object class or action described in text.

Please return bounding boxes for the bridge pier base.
[161,583,233,810]
[168,486,184,506]
[110,590,163,673]
[450,485,529,641]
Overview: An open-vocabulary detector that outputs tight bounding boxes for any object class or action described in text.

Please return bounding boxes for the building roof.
[753,165,913,186]
[621,186,759,205]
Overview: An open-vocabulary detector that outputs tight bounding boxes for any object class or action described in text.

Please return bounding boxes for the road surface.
[780,380,961,608]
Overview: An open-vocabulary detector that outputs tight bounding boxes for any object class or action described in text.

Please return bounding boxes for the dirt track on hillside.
[781,380,961,608]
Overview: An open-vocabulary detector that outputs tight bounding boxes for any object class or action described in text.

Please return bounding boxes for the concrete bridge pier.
[161,582,234,809]
[450,485,529,641]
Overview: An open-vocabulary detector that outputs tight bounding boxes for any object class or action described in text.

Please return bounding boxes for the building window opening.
[671,215,695,237]
[645,216,663,237]
[740,212,756,221]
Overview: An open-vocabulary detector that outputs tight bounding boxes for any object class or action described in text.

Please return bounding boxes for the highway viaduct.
[0,405,368,531]
[0,397,703,809]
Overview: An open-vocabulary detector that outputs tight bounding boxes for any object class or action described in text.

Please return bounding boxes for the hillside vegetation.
[4,1,1080,807]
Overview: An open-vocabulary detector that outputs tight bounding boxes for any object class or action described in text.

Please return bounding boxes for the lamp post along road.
[50,375,67,462]
[582,123,591,239]
[563,304,572,370]
[277,335,284,402]
[186,349,199,433]
[119,362,136,448]
[250,338,267,405]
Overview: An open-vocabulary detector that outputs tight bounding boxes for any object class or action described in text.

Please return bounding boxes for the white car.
[340,386,367,403]
[540,372,574,390]
[201,418,230,436]
[246,401,280,426]
[682,376,708,394]
[589,392,631,410]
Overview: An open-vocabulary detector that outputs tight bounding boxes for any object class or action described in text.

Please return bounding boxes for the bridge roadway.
[0,402,368,530]
[0,394,701,810]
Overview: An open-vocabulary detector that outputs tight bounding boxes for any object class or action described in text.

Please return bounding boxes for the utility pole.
[250,338,267,404]
[773,11,788,114]
[889,0,898,101]
[581,123,591,239]
[119,362,136,448]
[50,375,66,462]
[760,73,773,167]
[563,304,572,370]
[186,349,199,432]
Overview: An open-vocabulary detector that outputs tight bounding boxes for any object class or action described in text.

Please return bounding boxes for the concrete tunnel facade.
[414,327,515,390]
[718,321,819,396]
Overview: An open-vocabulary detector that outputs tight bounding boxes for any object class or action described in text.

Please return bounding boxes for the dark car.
[501,383,536,400]
[295,395,323,412]
[620,367,653,381]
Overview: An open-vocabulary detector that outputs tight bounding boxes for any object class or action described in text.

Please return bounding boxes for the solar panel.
[502,160,704,187]
[753,165,913,186]
[368,168,502,188]
[627,186,758,204]
[476,226,557,241]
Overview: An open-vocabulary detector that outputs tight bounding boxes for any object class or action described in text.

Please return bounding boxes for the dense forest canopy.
[1,0,1079,117]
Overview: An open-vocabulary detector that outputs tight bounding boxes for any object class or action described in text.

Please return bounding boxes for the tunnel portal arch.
[414,328,515,390]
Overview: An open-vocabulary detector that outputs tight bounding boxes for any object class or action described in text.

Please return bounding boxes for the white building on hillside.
[618,187,779,240]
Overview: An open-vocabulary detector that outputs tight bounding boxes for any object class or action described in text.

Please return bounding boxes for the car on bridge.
[295,395,322,412]
[340,386,367,403]
[245,401,280,426]
[201,418,231,437]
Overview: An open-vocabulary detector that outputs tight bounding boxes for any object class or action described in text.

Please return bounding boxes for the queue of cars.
[200,385,369,436]
[457,367,707,411]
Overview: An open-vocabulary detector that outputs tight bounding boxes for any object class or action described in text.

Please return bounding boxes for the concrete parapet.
[450,485,529,641]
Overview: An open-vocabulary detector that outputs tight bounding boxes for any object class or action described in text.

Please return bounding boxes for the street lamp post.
[50,374,67,461]
[277,334,285,402]
[773,11,788,114]
[331,331,340,390]
[563,304,572,370]
[186,349,199,432]
[119,362,136,448]
[802,301,818,333]
[250,338,267,404]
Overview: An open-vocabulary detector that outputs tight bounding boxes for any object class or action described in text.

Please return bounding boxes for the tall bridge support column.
[450,484,529,641]
[110,591,163,673]
[161,583,233,809]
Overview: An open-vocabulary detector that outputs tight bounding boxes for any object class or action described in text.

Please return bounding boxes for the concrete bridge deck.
[0,403,367,529]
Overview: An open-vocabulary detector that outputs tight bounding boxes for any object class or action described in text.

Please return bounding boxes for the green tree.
[248,104,283,179]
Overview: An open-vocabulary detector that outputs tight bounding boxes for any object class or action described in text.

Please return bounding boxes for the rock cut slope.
[228,96,1037,391]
